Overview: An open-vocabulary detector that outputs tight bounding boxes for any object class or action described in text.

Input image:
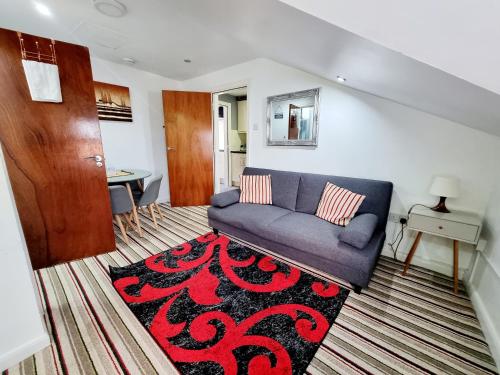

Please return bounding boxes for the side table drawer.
[408,214,479,243]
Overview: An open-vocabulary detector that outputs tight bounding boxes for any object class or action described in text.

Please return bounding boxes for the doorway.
[213,87,247,193]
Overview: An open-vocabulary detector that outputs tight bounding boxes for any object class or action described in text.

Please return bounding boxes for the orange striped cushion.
[239,175,272,205]
[315,182,366,226]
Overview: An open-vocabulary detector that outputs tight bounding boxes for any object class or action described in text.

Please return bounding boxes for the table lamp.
[429,176,459,213]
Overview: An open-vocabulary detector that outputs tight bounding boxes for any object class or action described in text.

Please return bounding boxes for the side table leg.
[402,231,422,275]
[453,240,459,294]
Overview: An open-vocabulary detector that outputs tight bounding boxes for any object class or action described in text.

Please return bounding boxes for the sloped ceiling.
[279,0,500,96]
[1,0,500,136]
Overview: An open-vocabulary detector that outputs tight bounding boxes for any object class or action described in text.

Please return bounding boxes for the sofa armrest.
[338,213,378,249]
[211,189,240,208]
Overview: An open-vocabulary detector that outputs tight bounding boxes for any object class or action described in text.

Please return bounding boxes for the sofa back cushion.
[243,167,300,211]
[296,173,393,230]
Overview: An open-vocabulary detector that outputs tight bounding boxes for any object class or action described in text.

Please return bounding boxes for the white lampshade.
[429,176,460,198]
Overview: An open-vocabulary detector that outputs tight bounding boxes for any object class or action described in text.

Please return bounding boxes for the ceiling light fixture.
[337,76,346,83]
[34,2,52,17]
[92,0,127,18]
[184,59,192,63]
[122,57,136,64]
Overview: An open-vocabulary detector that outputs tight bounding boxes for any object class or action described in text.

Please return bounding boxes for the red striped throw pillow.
[239,175,272,205]
[315,182,366,226]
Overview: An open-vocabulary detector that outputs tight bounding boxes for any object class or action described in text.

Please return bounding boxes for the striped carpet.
[4,205,498,375]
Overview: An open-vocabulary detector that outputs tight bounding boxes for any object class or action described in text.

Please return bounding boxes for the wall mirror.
[266,88,320,146]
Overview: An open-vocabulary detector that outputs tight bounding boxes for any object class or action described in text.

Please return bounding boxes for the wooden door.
[0,28,115,269]
[162,91,214,206]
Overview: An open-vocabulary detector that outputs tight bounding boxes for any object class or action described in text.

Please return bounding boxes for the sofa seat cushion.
[208,203,291,233]
[258,212,380,272]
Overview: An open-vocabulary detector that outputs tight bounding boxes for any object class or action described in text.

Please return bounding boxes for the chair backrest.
[108,185,133,215]
[138,175,163,206]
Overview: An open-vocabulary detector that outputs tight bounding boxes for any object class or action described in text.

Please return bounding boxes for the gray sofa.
[208,167,393,292]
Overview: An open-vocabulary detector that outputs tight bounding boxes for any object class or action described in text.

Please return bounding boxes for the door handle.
[167,147,175,151]
[84,155,103,161]
[84,155,104,167]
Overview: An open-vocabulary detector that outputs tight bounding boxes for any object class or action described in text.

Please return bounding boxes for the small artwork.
[94,81,132,122]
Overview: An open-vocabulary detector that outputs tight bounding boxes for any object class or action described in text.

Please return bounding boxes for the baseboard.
[468,287,500,370]
[0,333,50,372]
[464,253,500,371]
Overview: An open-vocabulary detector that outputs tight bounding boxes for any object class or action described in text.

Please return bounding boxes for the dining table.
[107,168,152,237]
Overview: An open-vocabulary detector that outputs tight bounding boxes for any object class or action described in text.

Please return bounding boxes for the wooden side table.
[402,206,482,294]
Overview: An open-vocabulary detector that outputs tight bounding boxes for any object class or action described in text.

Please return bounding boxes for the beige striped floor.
[4,205,498,375]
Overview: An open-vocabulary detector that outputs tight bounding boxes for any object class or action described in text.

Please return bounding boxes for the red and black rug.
[110,233,349,375]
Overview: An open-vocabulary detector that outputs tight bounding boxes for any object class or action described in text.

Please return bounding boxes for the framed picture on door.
[94,81,133,122]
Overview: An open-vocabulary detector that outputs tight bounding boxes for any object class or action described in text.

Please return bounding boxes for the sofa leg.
[351,284,362,294]
[213,228,219,235]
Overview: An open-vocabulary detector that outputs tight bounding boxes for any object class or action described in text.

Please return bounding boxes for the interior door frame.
[215,99,231,192]
[211,84,249,192]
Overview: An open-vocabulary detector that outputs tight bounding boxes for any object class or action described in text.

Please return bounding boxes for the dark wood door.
[0,28,115,269]
[162,91,214,206]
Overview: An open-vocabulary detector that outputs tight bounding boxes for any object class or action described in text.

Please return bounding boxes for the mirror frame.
[266,87,320,146]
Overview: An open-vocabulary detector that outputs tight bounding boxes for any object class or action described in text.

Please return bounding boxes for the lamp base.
[431,196,450,213]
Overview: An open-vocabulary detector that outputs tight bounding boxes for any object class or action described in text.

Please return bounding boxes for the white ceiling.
[0,0,258,79]
[279,0,500,96]
[1,0,500,136]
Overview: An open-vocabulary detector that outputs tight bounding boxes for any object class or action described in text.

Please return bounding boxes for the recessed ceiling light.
[337,75,346,83]
[92,0,127,18]
[122,57,136,64]
[184,59,192,63]
[34,2,52,16]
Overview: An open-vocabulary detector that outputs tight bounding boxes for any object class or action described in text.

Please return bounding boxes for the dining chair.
[134,175,164,228]
[108,185,137,245]
[129,178,144,200]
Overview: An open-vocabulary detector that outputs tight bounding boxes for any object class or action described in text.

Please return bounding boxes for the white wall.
[182,58,500,278]
[0,148,49,372]
[90,57,181,203]
[467,179,500,367]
